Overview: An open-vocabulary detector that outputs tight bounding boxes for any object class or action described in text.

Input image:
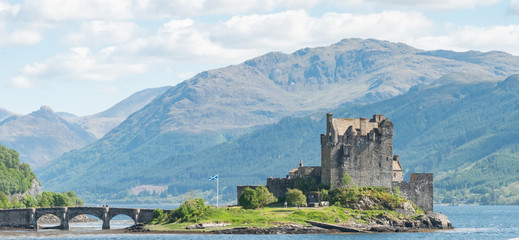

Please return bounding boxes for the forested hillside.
[0,144,36,195]
[38,39,519,204]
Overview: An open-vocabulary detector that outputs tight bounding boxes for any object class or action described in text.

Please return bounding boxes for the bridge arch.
[105,208,139,229]
[34,207,68,229]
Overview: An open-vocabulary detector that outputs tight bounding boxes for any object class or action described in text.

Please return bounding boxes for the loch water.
[1,205,519,239]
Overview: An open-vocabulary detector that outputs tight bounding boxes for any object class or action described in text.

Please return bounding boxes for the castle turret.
[321,113,394,188]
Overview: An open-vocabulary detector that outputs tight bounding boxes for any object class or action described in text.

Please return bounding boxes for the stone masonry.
[239,113,434,212]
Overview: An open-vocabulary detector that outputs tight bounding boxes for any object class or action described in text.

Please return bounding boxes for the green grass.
[148,205,418,231]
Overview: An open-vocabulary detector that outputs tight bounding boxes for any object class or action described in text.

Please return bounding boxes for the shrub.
[169,198,207,223]
[238,187,259,209]
[286,188,306,207]
[341,174,352,186]
[255,186,277,208]
[21,195,38,207]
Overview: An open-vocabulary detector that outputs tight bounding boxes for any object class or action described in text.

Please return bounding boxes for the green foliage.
[153,209,165,223]
[327,187,407,210]
[238,186,277,210]
[285,188,306,207]
[0,191,10,208]
[21,195,38,207]
[238,187,260,210]
[341,174,352,186]
[149,205,422,231]
[0,145,37,195]
[255,186,277,208]
[35,191,83,208]
[168,198,208,223]
[294,177,328,194]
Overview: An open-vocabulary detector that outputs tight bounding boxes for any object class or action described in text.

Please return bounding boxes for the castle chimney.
[360,117,368,135]
[326,113,333,135]
[373,114,384,123]
[393,155,399,161]
[299,160,303,168]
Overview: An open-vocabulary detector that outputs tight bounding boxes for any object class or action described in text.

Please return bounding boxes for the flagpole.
[216,174,219,208]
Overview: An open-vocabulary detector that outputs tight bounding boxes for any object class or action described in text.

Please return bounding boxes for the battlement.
[326,113,386,136]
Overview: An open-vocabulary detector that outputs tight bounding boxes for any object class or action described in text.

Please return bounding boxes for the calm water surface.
[1,205,519,239]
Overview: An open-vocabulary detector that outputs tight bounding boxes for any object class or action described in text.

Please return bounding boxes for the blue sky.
[1,0,518,116]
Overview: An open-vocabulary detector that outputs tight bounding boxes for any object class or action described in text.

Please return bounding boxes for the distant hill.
[38,39,519,202]
[0,106,96,169]
[0,86,170,169]
[0,108,15,122]
[64,86,171,138]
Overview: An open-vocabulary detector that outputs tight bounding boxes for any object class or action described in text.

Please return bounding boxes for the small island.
[142,114,452,234]
[143,187,451,234]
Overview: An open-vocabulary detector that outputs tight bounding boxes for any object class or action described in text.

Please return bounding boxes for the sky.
[1,0,519,116]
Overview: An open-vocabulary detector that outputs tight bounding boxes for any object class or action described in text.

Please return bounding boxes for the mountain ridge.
[38,39,519,202]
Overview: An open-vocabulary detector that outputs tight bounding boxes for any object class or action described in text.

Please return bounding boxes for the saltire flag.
[209,175,218,181]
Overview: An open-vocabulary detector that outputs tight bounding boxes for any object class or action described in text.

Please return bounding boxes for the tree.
[21,195,38,207]
[286,188,306,207]
[0,191,10,208]
[53,193,70,207]
[341,174,352,186]
[238,187,260,209]
[255,186,277,208]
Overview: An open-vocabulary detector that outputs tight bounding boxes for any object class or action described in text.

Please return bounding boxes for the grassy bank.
[147,187,426,232]
[147,205,421,232]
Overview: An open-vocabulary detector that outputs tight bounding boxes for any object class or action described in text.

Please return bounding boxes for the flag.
[209,175,218,181]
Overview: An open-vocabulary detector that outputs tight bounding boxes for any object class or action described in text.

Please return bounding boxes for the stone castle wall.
[393,173,434,212]
[266,178,294,199]
[321,114,394,188]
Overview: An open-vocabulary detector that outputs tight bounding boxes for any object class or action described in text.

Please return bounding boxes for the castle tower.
[320,114,394,188]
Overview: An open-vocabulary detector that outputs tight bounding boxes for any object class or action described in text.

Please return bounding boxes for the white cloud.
[215,10,434,51]
[0,29,42,45]
[18,0,322,21]
[10,76,33,89]
[364,0,499,10]
[21,0,136,21]
[509,0,519,14]
[12,9,438,84]
[414,24,519,55]
[21,47,148,82]
[65,21,141,46]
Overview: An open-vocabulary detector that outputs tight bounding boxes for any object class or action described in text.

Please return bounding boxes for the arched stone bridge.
[0,207,163,230]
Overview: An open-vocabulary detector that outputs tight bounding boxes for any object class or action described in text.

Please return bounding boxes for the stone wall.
[0,208,34,228]
[321,114,394,188]
[266,178,295,199]
[393,173,433,212]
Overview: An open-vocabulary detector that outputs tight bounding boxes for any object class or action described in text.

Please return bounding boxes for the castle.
[238,113,433,212]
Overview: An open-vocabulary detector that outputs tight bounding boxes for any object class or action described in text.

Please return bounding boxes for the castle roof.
[393,159,403,172]
[332,117,382,136]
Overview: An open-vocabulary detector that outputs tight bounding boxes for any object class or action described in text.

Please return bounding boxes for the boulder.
[427,212,453,229]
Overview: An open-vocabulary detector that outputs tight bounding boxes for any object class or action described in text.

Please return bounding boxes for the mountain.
[0,108,16,122]
[0,106,97,169]
[63,86,171,138]
[136,74,519,204]
[38,39,519,202]
[0,86,169,171]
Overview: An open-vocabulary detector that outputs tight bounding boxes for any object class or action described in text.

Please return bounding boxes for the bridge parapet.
[0,208,35,228]
[0,207,169,230]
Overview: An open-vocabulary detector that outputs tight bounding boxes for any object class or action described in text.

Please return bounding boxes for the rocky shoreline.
[210,212,452,234]
[127,212,452,234]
